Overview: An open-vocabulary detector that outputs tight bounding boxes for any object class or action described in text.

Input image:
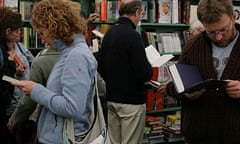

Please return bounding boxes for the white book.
[171,0,179,24]
[145,45,174,67]
[92,29,104,39]
[2,75,19,83]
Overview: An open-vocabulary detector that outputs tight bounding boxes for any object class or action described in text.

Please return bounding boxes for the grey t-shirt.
[212,31,239,79]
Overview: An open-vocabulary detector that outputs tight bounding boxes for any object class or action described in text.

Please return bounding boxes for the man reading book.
[159,0,240,143]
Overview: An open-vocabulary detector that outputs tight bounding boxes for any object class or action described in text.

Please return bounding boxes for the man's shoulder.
[36,48,59,57]
[32,48,59,65]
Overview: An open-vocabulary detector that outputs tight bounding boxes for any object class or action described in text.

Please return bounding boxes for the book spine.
[148,0,156,23]
[172,0,179,24]
[101,0,107,22]
[13,53,25,68]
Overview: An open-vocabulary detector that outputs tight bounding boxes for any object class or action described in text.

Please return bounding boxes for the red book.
[101,0,107,22]
[146,68,164,112]
[13,53,25,68]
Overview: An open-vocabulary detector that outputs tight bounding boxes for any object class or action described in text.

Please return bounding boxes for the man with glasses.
[159,0,240,143]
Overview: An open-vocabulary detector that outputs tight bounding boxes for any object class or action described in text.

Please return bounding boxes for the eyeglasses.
[141,11,145,18]
[205,20,232,37]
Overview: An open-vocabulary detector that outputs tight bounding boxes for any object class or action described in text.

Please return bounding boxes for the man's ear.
[5,28,11,35]
[135,8,141,17]
[232,11,237,22]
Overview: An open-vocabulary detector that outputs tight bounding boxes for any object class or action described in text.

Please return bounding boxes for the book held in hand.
[168,64,226,94]
[145,80,161,89]
[145,45,174,67]
[13,53,25,67]
[2,75,19,83]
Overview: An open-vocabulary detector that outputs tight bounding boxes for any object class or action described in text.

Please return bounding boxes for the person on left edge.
[0,7,17,144]
[99,0,153,143]
[5,9,34,144]
[0,6,34,144]
[10,0,98,143]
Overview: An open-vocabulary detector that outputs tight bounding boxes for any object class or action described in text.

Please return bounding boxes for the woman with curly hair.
[11,0,98,143]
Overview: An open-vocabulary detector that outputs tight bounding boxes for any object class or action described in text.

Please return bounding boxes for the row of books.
[143,32,191,54]
[145,60,179,112]
[143,113,184,143]
[19,1,34,21]
[21,27,45,49]
[142,0,190,24]
[0,0,18,11]
[94,0,190,24]
[95,0,121,22]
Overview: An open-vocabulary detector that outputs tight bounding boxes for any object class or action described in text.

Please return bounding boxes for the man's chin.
[214,41,228,48]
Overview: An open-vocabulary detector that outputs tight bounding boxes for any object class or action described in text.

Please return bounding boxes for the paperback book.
[145,45,174,67]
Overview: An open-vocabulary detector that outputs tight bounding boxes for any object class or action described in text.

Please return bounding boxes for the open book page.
[145,45,174,67]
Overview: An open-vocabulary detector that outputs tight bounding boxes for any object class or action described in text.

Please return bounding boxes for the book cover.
[146,89,164,112]
[146,68,164,112]
[0,0,3,7]
[168,64,226,94]
[145,115,164,126]
[157,0,172,23]
[148,0,156,23]
[13,53,25,68]
[171,0,179,24]
[4,0,18,11]
[101,0,107,22]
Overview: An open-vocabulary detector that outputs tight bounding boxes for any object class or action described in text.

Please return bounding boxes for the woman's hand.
[7,119,14,134]
[15,64,25,77]
[87,13,100,23]
[11,80,37,96]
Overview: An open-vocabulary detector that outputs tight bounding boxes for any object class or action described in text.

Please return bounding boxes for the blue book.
[168,64,226,94]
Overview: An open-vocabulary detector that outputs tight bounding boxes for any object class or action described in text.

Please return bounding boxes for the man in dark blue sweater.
[99,0,153,143]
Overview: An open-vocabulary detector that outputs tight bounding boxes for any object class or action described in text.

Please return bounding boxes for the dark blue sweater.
[99,17,153,104]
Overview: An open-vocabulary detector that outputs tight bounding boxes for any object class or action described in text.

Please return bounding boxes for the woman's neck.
[7,42,15,51]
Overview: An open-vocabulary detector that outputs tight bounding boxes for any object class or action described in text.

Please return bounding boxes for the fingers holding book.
[2,75,37,96]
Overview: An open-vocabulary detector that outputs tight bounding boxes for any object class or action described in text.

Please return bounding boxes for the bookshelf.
[139,1,190,143]
[140,23,189,32]
[147,106,181,115]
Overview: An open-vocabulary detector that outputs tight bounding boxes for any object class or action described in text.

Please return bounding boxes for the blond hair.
[197,0,233,23]
[31,0,87,45]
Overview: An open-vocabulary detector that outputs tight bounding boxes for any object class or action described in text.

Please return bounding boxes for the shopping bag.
[63,75,110,144]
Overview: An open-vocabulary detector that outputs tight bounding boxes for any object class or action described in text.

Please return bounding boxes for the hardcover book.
[168,64,226,94]
[157,0,172,23]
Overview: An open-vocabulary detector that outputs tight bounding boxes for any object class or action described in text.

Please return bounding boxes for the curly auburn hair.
[30,0,87,45]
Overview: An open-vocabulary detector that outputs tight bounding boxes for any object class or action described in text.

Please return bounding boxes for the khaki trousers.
[107,102,146,144]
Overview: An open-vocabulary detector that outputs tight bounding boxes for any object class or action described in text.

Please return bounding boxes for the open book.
[145,45,174,67]
[168,64,226,94]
